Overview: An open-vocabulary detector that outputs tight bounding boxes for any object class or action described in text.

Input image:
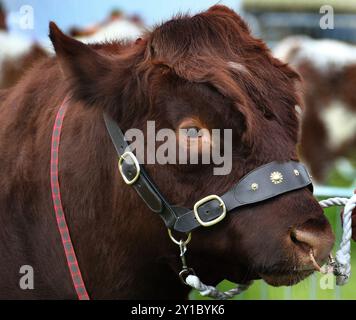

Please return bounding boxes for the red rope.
[50,97,90,300]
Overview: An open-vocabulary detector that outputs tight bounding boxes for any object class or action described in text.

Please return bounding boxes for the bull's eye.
[178,118,205,138]
[177,118,211,154]
[184,127,202,138]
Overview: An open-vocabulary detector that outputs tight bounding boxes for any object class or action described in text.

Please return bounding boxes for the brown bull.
[0,6,334,299]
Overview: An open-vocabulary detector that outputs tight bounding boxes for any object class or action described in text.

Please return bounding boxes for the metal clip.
[178,240,195,285]
[167,229,196,285]
[327,254,344,277]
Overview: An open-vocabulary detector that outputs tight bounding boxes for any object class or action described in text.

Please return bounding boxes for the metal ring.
[179,268,196,285]
[168,229,192,246]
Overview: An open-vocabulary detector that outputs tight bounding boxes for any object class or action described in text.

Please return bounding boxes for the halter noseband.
[103,113,313,234]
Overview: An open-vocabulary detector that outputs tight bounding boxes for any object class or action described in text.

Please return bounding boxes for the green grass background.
[190,168,356,300]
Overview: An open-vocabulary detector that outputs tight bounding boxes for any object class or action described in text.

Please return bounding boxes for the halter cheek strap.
[103,112,180,228]
[103,112,313,234]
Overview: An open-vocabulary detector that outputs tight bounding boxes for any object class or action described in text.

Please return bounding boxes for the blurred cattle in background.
[274,36,356,183]
[0,6,146,90]
[69,9,145,44]
[0,2,48,89]
[0,2,6,30]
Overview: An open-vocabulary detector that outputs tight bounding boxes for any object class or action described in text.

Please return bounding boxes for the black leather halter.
[103,113,313,233]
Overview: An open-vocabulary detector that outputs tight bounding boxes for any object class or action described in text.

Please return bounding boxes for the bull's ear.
[49,22,113,105]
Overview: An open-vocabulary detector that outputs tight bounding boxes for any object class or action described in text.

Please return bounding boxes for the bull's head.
[49,5,334,293]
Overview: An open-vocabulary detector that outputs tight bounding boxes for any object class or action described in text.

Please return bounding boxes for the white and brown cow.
[274,36,356,182]
[69,10,145,44]
[0,2,6,30]
[0,4,48,89]
[0,8,145,90]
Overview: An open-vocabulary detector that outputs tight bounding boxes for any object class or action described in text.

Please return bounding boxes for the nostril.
[290,230,298,244]
[290,226,334,265]
[292,229,320,249]
[290,229,312,253]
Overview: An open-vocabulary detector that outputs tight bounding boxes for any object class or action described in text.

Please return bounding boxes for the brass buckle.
[118,151,140,185]
[193,195,226,227]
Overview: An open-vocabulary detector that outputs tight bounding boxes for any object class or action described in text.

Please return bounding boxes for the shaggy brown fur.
[0,6,334,299]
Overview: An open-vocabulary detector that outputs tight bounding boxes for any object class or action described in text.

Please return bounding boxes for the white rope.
[319,195,356,285]
[186,275,252,300]
[187,195,355,299]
